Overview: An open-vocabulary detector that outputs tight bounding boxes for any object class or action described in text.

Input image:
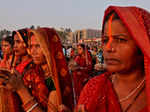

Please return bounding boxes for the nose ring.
[111,47,114,51]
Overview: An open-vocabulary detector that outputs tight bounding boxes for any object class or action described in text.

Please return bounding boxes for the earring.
[111,47,114,51]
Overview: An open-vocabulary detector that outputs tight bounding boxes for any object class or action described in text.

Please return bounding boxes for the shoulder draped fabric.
[23,64,49,109]
[78,6,150,112]
[30,28,74,110]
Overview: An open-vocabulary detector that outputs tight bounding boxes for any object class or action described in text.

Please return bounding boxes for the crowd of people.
[0,5,149,112]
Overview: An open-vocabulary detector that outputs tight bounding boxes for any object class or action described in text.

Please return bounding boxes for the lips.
[32,56,40,61]
[105,58,120,65]
[13,48,19,52]
[32,57,39,59]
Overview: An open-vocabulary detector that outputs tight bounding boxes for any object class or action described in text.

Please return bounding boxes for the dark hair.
[78,44,85,49]
[2,36,14,48]
[12,29,29,47]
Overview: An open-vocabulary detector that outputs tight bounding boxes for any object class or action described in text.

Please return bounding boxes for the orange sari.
[30,28,74,110]
[78,6,150,112]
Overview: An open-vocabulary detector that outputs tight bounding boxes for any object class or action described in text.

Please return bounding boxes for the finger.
[0,76,9,80]
[11,69,21,77]
[0,73,9,80]
[0,69,12,77]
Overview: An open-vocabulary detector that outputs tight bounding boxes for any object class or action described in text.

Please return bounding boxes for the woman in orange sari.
[0,36,22,112]
[0,36,14,69]
[0,28,49,112]
[0,29,32,112]
[77,6,150,112]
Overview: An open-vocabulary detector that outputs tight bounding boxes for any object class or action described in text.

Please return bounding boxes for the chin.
[33,60,41,65]
[106,65,122,73]
[14,53,20,56]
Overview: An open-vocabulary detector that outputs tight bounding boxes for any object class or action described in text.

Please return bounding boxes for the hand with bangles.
[0,68,43,112]
[0,68,24,91]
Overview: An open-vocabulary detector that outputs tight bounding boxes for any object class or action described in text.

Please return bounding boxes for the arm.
[0,69,44,112]
[17,86,43,112]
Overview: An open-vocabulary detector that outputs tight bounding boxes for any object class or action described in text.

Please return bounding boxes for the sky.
[0,0,150,31]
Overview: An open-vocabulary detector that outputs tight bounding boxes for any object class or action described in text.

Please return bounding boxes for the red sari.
[14,58,49,110]
[23,64,49,109]
[78,6,150,112]
[78,74,147,112]
[73,51,92,102]
[0,55,23,112]
[0,59,32,112]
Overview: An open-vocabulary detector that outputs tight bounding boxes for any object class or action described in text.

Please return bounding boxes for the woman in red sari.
[77,6,150,112]
[69,44,93,104]
[0,36,21,112]
[12,29,33,74]
[0,29,32,112]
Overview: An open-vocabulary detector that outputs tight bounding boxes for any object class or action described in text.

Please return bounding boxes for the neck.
[20,54,30,62]
[115,67,144,84]
[41,64,48,71]
[4,53,12,60]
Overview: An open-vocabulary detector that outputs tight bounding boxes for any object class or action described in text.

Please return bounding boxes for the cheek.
[1,47,5,51]
[17,44,24,49]
[118,45,138,67]
[6,46,11,50]
[37,48,43,56]
[41,55,46,62]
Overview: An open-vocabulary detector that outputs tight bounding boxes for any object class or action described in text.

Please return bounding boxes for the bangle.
[22,97,38,111]
[22,97,34,110]
[26,102,38,112]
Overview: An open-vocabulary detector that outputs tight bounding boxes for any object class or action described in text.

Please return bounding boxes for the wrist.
[17,86,33,104]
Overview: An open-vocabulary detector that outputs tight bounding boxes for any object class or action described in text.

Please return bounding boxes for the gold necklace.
[112,75,145,103]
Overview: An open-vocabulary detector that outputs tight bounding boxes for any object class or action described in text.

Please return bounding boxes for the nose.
[13,42,17,49]
[104,39,115,52]
[31,46,37,56]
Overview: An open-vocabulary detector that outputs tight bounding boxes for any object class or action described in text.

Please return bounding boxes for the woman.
[0,36,14,69]
[0,28,74,112]
[0,36,21,112]
[29,28,73,110]
[0,29,32,112]
[12,29,33,74]
[69,44,93,103]
[77,6,150,112]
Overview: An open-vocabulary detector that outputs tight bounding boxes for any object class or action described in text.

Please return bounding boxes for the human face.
[13,34,27,56]
[30,35,46,65]
[77,45,84,55]
[1,41,12,55]
[103,19,143,73]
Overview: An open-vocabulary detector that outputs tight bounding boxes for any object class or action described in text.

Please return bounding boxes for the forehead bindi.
[31,35,39,45]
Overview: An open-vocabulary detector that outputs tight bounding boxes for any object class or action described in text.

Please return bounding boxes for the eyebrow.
[103,34,127,38]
